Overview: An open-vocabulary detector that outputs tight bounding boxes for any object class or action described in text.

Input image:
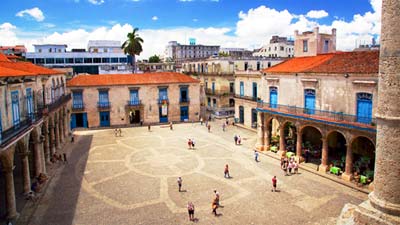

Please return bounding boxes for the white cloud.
[3,1,382,59]
[16,7,45,22]
[152,16,158,21]
[88,0,105,5]
[306,10,329,19]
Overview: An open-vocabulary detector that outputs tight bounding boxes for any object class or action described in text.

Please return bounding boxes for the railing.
[45,93,72,113]
[257,101,376,127]
[180,97,190,103]
[0,112,43,146]
[72,102,85,111]
[234,94,258,102]
[97,101,111,110]
[158,98,169,104]
[127,99,141,106]
[205,89,232,96]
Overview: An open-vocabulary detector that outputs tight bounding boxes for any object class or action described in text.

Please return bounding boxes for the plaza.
[23,122,367,225]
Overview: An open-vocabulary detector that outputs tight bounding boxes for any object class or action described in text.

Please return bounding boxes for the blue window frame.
[240,81,244,97]
[72,92,84,109]
[252,82,257,100]
[99,111,110,127]
[239,106,244,123]
[11,90,20,126]
[26,88,34,119]
[304,89,316,114]
[180,87,188,102]
[269,87,278,108]
[180,106,189,121]
[129,90,140,105]
[356,93,373,124]
[98,90,109,107]
[212,82,215,94]
[159,88,168,102]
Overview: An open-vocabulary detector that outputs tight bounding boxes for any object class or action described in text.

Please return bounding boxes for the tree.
[121,28,144,73]
[149,55,161,63]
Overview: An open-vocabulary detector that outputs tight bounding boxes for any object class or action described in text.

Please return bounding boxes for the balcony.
[234,94,258,102]
[205,89,232,96]
[97,101,111,110]
[180,97,190,104]
[256,101,376,132]
[0,112,43,147]
[72,102,85,111]
[43,93,72,114]
[127,99,142,107]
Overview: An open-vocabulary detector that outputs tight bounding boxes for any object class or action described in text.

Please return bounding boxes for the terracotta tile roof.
[0,60,64,77]
[0,53,11,62]
[0,66,35,77]
[67,72,200,87]
[263,51,379,74]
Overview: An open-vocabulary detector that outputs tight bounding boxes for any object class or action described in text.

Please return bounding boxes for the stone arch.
[350,135,376,181]
[326,130,347,170]
[281,120,297,153]
[300,125,323,164]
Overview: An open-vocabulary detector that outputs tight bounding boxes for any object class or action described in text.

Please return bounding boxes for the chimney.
[313,27,319,34]
[332,28,337,36]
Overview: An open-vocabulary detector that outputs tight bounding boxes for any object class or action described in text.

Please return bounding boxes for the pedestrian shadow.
[180,190,188,192]
[271,190,281,192]
[216,213,223,217]
[192,218,199,222]
[225,176,234,179]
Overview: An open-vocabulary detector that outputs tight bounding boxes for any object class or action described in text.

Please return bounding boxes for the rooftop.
[263,51,379,74]
[67,72,200,87]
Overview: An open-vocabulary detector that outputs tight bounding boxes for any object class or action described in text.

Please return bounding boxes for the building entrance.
[71,113,88,129]
[129,110,141,124]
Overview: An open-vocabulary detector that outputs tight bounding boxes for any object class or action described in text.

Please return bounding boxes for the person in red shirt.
[272,176,277,192]
[224,164,230,178]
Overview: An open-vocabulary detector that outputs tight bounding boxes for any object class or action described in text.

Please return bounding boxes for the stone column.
[368,0,400,216]
[55,121,60,150]
[21,152,31,194]
[256,112,265,151]
[43,124,51,163]
[263,117,270,150]
[64,112,70,138]
[59,117,64,144]
[296,128,303,163]
[4,166,17,219]
[49,122,56,155]
[39,138,46,174]
[277,124,286,158]
[341,144,353,181]
[33,139,42,177]
[319,137,329,173]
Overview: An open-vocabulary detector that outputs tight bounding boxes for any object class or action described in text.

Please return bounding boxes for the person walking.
[191,138,195,149]
[282,160,288,176]
[254,150,259,162]
[212,198,218,216]
[207,124,211,132]
[234,135,238,145]
[177,177,183,192]
[222,122,226,132]
[63,153,68,164]
[187,201,195,221]
[271,176,277,192]
[188,139,192,149]
[214,190,220,206]
[224,164,230,178]
[237,135,241,145]
[170,122,173,130]
[200,117,203,125]
[148,124,151,132]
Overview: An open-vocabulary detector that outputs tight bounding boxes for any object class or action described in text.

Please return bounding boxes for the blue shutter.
[11,90,20,126]
[212,82,215,94]
[269,87,278,108]
[73,92,83,108]
[83,113,88,128]
[240,82,244,96]
[304,89,316,114]
[26,88,34,119]
[357,93,373,124]
[70,114,77,129]
[130,90,139,105]
[252,82,257,100]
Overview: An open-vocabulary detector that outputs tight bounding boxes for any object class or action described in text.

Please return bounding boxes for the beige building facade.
[67,72,200,128]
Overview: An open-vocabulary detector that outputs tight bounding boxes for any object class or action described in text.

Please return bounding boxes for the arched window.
[304,89,316,114]
[269,86,278,108]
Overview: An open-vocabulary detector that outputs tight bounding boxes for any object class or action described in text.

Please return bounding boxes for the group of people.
[234,134,242,145]
[114,128,122,137]
[51,153,67,164]
[281,156,299,175]
[187,138,196,149]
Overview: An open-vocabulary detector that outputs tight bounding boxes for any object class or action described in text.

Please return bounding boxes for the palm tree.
[121,28,144,73]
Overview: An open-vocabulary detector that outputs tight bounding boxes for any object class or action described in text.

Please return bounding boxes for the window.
[111,58,119,63]
[205,81,208,90]
[280,46,284,51]
[207,97,211,106]
[180,87,188,102]
[84,58,93,64]
[212,82,215,94]
[102,58,110,63]
[229,82,234,93]
[93,58,101,63]
[212,99,217,106]
[11,90,20,126]
[356,93,373,124]
[75,58,83,64]
[119,57,128,63]
[104,48,108,53]
[129,90,139,105]
[240,81,244,96]
[324,40,329,53]
[159,88,168,102]
[36,58,44,64]
[244,62,248,71]
[98,90,110,107]
[45,58,54,64]
[49,48,52,53]
[304,89,315,114]
[303,40,308,52]
[72,91,84,109]
[269,87,278,108]
[38,49,42,53]
[55,58,64,64]
[256,62,261,71]
[66,58,74,64]
[252,82,257,100]
[26,88,33,119]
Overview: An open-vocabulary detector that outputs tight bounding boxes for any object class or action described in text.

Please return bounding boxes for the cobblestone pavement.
[27,122,367,225]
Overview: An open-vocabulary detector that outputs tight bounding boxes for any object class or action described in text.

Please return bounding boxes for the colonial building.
[67,72,200,128]
[253,35,294,58]
[294,27,336,57]
[0,53,70,220]
[255,50,378,184]
[182,58,283,119]
[136,62,176,73]
[25,40,131,74]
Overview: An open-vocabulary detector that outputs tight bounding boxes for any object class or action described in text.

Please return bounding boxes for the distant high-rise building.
[253,36,294,58]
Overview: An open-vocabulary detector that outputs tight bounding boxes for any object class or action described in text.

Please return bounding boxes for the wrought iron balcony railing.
[234,94,258,102]
[97,101,111,110]
[180,97,190,103]
[45,93,72,113]
[127,99,141,106]
[72,102,85,111]
[158,98,169,104]
[256,101,376,129]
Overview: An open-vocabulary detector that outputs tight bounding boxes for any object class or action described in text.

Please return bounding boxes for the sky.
[0,0,381,59]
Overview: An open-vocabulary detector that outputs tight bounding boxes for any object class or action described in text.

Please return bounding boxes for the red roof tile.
[0,53,11,62]
[67,72,200,87]
[0,66,35,77]
[0,61,64,76]
[263,51,379,74]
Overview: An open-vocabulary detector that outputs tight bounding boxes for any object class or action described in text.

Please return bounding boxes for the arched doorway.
[283,121,297,153]
[351,136,375,183]
[301,126,322,164]
[268,118,280,152]
[327,131,347,171]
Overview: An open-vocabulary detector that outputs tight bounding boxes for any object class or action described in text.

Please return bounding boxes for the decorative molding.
[352,80,377,86]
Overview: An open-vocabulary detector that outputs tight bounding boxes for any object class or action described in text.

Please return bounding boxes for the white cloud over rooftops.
[16,7,45,22]
[306,10,329,19]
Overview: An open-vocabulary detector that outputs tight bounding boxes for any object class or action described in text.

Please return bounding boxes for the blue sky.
[0,0,381,58]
